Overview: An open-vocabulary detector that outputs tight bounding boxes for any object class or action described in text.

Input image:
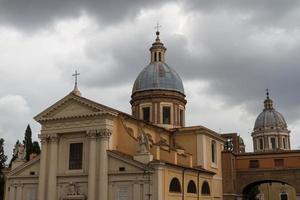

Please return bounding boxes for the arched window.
[169,177,181,193]
[201,181,210,195]
[187,180,197,193]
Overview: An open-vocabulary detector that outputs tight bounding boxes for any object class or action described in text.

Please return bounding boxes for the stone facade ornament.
[49,134,60,143]
[86,128,112,139]
[86,130,98,139]
[137,132,150,154]
[67,182,80,195]
[15,144,26,161]
[38,134,49,144]
[98,128,112,138]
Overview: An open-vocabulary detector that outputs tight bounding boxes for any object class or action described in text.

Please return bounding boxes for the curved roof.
[254,109,287,130]
[132,61,184,94]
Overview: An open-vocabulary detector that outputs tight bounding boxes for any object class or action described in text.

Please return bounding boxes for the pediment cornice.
[34,93,119,123]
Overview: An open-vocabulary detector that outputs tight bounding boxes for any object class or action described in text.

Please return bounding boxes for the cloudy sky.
[1,0,300,158]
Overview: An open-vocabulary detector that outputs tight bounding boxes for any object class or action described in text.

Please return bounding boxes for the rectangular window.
[163,106,171,124]
[179,109,184,126]
[211,141,216,163]
[280,193,288,200]
[249,160,259,168]
[259,138,264,150]
[283,138,286,149]
[69,143,83,170]
[274,159,284,167]
[271,137,276,149]
[142,107,150,122]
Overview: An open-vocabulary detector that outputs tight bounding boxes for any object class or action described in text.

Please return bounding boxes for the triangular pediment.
[34,93,119,122]
[108,150,153,172]
[8,156,40,177]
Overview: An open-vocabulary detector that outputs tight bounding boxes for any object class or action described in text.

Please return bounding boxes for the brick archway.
[236,169,300,198]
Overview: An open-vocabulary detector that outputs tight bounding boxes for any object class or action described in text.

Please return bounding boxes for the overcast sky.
[1,0,300,158]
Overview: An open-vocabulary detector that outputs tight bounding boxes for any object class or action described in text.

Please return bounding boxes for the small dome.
[254,109,287,130]
[132,61,184,94]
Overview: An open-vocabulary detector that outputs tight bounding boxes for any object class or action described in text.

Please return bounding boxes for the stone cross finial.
[154,23,162,33]
[72,70,80,88]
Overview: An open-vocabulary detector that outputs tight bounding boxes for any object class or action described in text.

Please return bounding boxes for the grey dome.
[132,62,184,94]
[254,109,287,130]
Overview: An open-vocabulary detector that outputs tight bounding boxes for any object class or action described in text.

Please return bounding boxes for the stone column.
[47,134,59,200]
[37,134,49,200]
[98,129,111,200]
[87,130,98,200]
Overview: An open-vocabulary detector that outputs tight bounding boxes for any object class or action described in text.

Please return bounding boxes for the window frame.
[211,140,217,164]
[139,103,152,123]
[274,159,284,167]
[249,160,259,168]
[169,177,182,193]
[68,142,84,170]
[280,193,288,200]
[259,138,264,150]
[160,103,173,125]
[142,107,151,122]
[270,137,276,149]
[179,108,184,126]
[187,180,197,194]
[201,181,210,195]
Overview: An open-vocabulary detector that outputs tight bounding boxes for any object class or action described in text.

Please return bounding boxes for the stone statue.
[137,132,150,154]
[15,144,26,161]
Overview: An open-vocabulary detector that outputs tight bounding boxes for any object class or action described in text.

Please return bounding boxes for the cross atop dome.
[154,23,162,38]
[266,88,270,99]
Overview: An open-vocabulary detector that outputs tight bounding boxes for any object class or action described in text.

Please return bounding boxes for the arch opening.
[242,180,296,200]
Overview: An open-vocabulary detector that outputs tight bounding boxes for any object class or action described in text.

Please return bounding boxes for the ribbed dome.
[254,109,287,130]
[132,61,184,94]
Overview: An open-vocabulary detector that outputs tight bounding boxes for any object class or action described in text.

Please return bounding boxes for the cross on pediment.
[72,70,80,87]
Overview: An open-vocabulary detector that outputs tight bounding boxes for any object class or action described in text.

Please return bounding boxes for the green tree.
[9,140,19,168]
[247,185,260,200]
[0,138,8,200]
[32,141,41,155]
[23,124,33,161]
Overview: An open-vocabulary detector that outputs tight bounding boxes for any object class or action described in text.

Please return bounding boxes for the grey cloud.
[0,0,171,31]
[182,0,300,27]
[77,6,300,125]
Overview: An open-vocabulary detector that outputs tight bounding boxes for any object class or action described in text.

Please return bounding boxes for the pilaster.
[98,128,112,200]
[37,134,49,200]
[8,184,16,200]
[47,134,59,200]
[87,130,98,200]
[16,183,23,200]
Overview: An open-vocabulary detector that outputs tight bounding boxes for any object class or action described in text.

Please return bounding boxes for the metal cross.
[266,88,270,98]
[154,23,162,32]
[72,70,80,87]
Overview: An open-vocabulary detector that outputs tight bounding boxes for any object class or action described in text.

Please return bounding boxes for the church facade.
[4,32,224,200]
